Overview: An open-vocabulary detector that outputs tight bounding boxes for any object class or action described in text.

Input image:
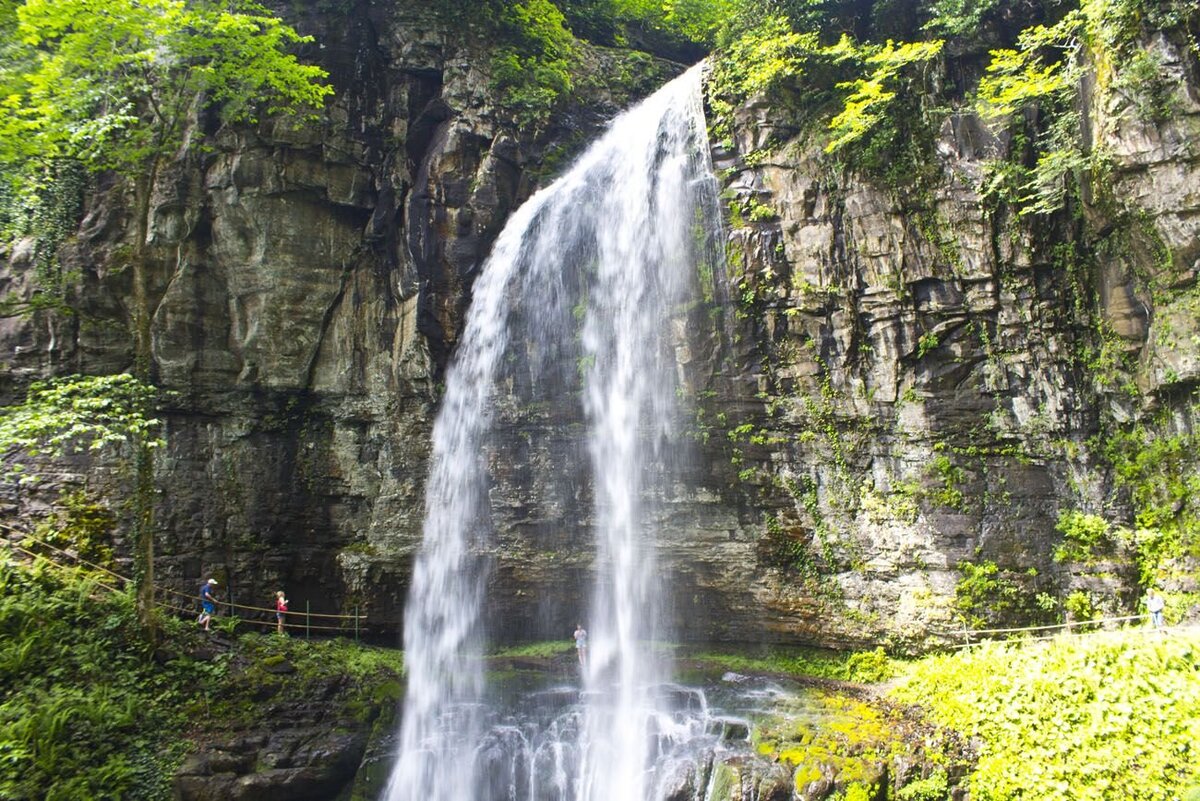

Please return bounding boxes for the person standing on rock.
[574,623,588,668]
[275,590,289,635]
[197,578,218,632]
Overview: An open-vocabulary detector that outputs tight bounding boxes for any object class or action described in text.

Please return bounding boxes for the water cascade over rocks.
[385,64,726,801]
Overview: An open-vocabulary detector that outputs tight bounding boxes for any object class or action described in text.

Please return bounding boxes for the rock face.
[0,1,677,636]
[695,22,1200,646]
[1,3,1198,649]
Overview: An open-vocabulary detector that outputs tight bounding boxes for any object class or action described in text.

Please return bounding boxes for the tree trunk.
[130,166,159,641]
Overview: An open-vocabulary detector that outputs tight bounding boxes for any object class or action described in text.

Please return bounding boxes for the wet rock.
[175,727,367,801]
[707,717,750,741]
[754,763,792,801]
[655,758,701,801]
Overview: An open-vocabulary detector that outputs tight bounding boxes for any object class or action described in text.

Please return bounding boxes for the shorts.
[202,601,215,615]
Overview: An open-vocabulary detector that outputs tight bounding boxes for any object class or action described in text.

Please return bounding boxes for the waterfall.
[385,64,722,801]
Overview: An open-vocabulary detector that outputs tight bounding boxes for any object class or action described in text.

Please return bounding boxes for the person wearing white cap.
[197,578,219,631]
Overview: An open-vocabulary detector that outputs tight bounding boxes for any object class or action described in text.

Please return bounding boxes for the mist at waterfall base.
[383,65,732,801]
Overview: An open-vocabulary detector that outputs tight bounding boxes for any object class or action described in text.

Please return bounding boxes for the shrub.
[1053,510,1113,563]
[892,631,1200,800]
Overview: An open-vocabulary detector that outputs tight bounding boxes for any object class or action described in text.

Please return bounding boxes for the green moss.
[793,762,823,791]
[489,640,572,658]
[759,692,909,797]
[687,644,896,683]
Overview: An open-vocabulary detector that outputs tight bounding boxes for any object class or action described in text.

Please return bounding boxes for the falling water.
[385,64,723,801]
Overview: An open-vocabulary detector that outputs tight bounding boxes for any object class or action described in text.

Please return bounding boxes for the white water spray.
[385,64,722,801]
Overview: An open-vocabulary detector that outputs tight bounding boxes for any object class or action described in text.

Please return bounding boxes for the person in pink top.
[275,590,289,635]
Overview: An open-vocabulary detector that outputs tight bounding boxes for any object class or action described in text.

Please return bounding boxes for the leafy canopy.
[0,374,162,465]
[0,0,331,176]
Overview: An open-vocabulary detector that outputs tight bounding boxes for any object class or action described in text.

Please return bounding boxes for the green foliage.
[490,0,577,125]
[31,489,117,569]
[707,6,947,190]
[915,331,939,359]
[759,513,818,575]
[0,159,85,317]
[896,769,949,800]
[844,646,894,682]
[928,453,964,509]
[547,0,733,49]
[1,0,330,172]
[892,630,1200,800]
[688,644,895,683]
[755,691,954,799]
[954,560,1057,630]
[489,640,572,658]
[824,37,943,153]
[1053,510,1112,563]
[922,0,1003,36]
[0,555,404,799]
[0,374,162,468]
[0,0,332,308]
[1102,423,1200,587]
[975,14,1081,120]
[0,559,179,800]
[1063,589,1098,621]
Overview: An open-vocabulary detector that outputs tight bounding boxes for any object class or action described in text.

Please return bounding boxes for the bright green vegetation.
[685,643,895,683]
[0,374,161,467]
[490,639,574,658]
[705,0,1199,205]
[0,0,332,316]
[0,556,402,801]
[429,0,732,125]
[753,692,960,799]
[953,560,1058,630]
[892,630,1200,800]
[0,373,165,629]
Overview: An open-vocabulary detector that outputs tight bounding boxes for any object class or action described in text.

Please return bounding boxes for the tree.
[0,374,163,624]
[0,0,333,635]
[0,374,161,461]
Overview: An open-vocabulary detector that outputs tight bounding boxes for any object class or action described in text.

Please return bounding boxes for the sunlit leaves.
[825,39,943,152]
[0,374,162,464]
[723,15,819,96]
[976,13,1082,120]
[2,0,332,175]
[892,632,1200,800]
[0,0,333,298]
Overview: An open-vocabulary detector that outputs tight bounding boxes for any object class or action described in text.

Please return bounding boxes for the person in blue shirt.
[197,578,218,631]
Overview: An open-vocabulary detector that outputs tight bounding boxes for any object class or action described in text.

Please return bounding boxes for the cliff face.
[697,22,1200,646]
[0,1,677,632]
[1,3,1197,648]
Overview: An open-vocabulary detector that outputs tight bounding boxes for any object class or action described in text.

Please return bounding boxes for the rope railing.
[955,612,1156,649]
[0,523,371,639]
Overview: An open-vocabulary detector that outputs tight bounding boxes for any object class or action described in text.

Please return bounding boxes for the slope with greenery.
[0,555,402,800]
[891,630,1200,800]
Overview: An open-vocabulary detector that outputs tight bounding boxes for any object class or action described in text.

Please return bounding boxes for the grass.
[682,643,896,683]
[488,640,573,659]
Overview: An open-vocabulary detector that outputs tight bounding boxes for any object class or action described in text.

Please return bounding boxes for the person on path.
[573,623,588,668]
[275,590,289,635]
[197,578,218,631]
[1146,590,1166,630]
